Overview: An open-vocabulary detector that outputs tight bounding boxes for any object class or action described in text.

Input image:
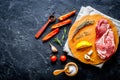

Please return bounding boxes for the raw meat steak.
[95,19,115,59]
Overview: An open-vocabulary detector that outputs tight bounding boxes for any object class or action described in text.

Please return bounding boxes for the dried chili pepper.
[42,28,60,42]
[51,19,72,29]
[58,10,76,21]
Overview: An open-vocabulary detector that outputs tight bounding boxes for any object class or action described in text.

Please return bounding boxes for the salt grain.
[68,65,77,75]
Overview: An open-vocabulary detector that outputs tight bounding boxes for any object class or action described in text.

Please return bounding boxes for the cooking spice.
[84,54,94,61]
[49,42,58,53]
[64,27,67,35]
[53,62,78,76]
[53,37,62,46]
[76,32,90,40]
[87,50,93,56]
[62,27,67,41]
[58,10,76,21]
[62,33,65,41]
[72,20,94,39]
[84,50,94,61]
[42,28,59,42]
[51,19,72,29]
[67,65,77,75]
[65,62,78,76]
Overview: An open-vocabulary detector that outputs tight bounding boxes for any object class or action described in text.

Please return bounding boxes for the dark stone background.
[0,0,120,80]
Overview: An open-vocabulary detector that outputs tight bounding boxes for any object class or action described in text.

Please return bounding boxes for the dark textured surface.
[0,0,120,80]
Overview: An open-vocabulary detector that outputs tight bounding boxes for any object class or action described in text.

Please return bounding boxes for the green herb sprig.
[62,27,67,41]
[53,37,62,46]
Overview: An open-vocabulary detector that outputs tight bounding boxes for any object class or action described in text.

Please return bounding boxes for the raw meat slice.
[95,19,115,59]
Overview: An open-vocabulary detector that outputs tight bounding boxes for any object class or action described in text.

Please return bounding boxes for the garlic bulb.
[87,50,93,56]
[49,42,58,53]
[84,54,94,61]
[84,54,90,60]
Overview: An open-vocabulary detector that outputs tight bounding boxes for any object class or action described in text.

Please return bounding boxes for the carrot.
[42,28,60,42]
[58,10,76,21]
[51,19,72,29]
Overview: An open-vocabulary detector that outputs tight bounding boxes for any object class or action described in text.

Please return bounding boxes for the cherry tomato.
[50,55,57,62]
[60,55,67,62]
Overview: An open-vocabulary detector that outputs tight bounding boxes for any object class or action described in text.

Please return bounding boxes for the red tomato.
[50,55,57,62]
[60,55,67,62]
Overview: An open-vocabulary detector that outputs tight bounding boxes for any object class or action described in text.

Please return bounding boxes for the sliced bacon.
[95,19,115,59]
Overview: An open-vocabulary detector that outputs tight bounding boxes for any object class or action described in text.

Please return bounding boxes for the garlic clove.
[87,50,93,56]
[84,54,94,61]
[84,54,90,60]
[49,42,58,53]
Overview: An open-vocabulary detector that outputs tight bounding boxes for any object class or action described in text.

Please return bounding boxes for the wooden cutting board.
[68,14,119,65]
